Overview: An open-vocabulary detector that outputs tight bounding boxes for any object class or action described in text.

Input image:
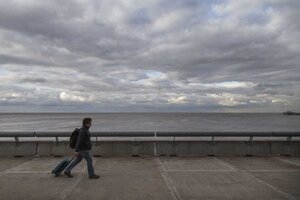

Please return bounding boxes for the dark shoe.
[89,174,99,179]
[64,171,74,178]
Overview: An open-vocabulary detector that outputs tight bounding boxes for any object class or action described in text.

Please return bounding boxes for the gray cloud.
[20,77,47,83]
[0,0,299,112]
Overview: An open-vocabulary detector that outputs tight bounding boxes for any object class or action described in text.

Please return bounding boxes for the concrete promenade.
[0,156,300,200]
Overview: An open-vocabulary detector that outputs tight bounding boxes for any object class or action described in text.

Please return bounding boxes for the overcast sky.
[0,0,299,112]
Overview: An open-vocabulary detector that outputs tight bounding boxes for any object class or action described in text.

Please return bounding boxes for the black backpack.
[69,128,80,149]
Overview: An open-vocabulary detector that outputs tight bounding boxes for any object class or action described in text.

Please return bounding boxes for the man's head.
[82,117,92,128]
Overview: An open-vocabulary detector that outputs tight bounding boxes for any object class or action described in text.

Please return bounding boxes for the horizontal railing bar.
[0,131,299,137]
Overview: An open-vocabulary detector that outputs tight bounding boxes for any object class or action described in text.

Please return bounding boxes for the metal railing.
[0,131,299,143]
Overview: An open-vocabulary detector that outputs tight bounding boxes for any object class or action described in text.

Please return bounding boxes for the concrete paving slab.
[219,157,300,171]
[166,171,291,199]
[159,157,234,171]
[250,172,300,198]
[0,156,299,200]
[2,157,86,173]
[66,171,174,200]
[0,173,81,200]
[66,157,174,200]
[0,157,33,172]
[274,156,300,167]
[93,157,158,172]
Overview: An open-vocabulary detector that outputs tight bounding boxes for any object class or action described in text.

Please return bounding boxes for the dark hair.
[82,117,92,125]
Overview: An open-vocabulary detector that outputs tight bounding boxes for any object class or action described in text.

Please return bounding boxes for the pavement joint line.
[213,157,238,171]
[215,157,297,200]
[165,169,236,172]
[274,157,300,167]
[0,171,51,174]
[145,168,300,172]
[159,159,167,172]
[244,169,300,172]
[155,157,181,200]
[58,159,98,200]
[2,157,36,174]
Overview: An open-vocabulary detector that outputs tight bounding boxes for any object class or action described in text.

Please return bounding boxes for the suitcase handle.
[70,153,78,162]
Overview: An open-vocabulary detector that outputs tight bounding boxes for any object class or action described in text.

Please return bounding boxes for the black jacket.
[75,126,92,152]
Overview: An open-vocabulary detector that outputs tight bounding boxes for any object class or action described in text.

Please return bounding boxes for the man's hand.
[74,152,79,156]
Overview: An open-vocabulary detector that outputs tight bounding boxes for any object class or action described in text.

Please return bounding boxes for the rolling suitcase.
[51,155,76,177]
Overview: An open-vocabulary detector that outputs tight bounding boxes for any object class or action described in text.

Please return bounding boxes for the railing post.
[154,131,157,156]
[248,136,254,146]
[287,136,292,145]
[34,131,39,157]
[170,136,177,156]
[132,137,139,156]
[210,136,215,145]
[14,136,19,146]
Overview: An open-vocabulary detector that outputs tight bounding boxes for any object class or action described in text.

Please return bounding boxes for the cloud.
[188,81,256,89]
[0,0,299,112]
[21,77,47,83]
[59,91,89,102]
[168,95,188,104]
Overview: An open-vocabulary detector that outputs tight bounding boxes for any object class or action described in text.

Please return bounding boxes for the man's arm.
[75,128,85,152]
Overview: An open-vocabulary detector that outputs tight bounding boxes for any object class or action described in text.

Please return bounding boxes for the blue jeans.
[64,150,95,176]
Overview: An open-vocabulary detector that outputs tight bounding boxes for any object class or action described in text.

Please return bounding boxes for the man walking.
[64,117,99,179]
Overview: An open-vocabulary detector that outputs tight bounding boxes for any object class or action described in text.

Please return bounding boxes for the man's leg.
[79,150,95,176]
[64,153,83,174]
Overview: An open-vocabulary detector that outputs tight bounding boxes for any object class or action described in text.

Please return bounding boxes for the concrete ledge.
[271,142,300,156]
[0,141,299,157]
[0,142,37,157]
[92,141,154,156]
